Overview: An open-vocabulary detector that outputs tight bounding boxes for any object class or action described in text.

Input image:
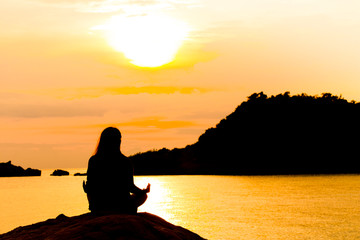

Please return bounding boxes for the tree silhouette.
[130,92,360,175]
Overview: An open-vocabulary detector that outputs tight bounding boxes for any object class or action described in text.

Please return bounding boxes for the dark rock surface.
[0,161,41,177]
[0,212,206,240]
[50,169,69,176]
[74,172,87,176]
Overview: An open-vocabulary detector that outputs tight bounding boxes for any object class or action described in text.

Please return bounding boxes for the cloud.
[27,86,214,99]
[34,0,199,13]
[93,116,197,129]
[0,103,105,118]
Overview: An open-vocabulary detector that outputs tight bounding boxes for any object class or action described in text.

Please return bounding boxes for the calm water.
[0,171,359,240]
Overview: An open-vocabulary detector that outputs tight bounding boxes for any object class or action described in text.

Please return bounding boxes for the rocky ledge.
[0,161,41,177]
[50,169,69,176]
[0,212,206,240]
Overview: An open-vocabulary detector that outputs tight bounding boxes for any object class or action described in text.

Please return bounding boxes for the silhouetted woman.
[83,127,150,214]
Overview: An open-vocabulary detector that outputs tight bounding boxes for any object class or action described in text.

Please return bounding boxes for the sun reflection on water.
[134,176,178,224]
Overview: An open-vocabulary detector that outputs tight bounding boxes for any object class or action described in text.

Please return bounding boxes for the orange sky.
[1,0,360,168]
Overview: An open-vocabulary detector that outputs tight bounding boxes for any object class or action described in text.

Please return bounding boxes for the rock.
[24,168,41,176]
[0,161,41,177]
[0,212,206,240]
[50,169,69,176]
[74,172,87,176]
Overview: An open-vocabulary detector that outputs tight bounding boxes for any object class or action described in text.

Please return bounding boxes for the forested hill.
[130,92,360,175]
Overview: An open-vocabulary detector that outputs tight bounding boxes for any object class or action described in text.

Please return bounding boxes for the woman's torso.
[86,153,133,212]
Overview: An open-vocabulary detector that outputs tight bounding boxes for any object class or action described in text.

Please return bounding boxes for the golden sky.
[1,0,360,168]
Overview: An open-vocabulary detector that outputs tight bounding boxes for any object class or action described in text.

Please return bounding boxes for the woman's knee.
[133,192,147,207]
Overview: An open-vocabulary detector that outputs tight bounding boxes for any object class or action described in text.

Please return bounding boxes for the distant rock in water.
[0,212,206,240]
[0,161,41,177]
[74,172,86,176]
[50,169,69,176]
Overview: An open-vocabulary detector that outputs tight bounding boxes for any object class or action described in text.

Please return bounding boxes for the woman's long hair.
[94,127,122,156]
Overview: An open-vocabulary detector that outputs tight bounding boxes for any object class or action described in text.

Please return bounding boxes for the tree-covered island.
[130,92,360,175]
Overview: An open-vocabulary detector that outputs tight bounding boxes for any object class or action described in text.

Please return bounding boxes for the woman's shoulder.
[119,152,128,159]
[89,152,130,164]
[88,155,100,165]
[119,153,133,167]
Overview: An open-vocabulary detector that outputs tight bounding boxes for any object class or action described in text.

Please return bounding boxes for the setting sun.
[98,15,189,67]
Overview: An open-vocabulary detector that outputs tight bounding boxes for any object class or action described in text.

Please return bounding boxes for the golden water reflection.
[135,176,177,224]
[1,174,360,240]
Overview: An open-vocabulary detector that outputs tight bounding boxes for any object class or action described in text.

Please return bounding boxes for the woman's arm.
[84,156,96,194]
[129,171,141,194]
[127,159,150,194]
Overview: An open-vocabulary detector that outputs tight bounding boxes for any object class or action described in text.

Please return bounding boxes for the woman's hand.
[143,183,151,193]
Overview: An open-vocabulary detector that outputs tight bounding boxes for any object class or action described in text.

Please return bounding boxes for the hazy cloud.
[92,116,197,129]
[0,103,105,118]
[33,0,199,13]
[28,86,214,99]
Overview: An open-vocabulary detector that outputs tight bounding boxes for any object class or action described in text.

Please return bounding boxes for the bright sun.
[100,15,189,67]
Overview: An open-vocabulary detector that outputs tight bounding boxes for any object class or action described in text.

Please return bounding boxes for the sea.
[0,170,359,240]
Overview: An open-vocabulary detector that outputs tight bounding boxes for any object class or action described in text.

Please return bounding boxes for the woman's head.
[94,127,122,155]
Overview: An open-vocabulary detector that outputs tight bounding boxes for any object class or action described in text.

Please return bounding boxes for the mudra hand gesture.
[143,183,151,193]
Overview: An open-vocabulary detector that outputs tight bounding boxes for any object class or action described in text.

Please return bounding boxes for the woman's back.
[84,127,150,214]
[86,152,134,213]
